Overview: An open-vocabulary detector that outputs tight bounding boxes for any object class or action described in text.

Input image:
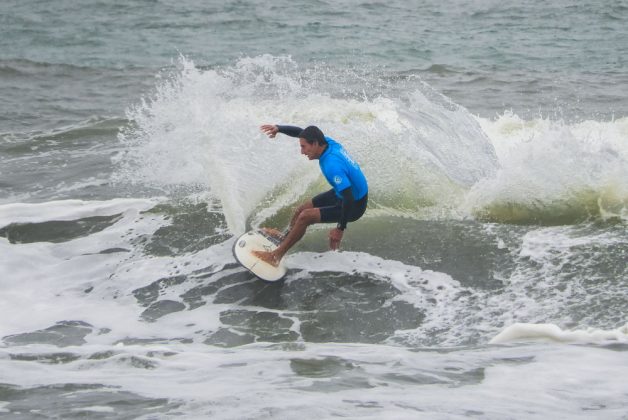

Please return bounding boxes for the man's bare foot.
[252,250,281,267]
[260,228,285,241]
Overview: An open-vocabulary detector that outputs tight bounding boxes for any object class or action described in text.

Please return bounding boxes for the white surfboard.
[232,230,287,282]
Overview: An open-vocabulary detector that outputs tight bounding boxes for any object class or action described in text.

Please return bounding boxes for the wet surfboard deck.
[232,230,287,282]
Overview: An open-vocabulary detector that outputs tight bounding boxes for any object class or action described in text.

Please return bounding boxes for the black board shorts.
[312,189,368,224]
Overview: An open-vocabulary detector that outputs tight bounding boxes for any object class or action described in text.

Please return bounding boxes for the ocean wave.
[466,113,628,224]
[113,55,628,228]
[114,55,499,233]
[0,58,103,77]
[0,117,127,160]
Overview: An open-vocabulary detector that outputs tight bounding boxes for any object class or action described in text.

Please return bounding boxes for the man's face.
[299,138,323,160]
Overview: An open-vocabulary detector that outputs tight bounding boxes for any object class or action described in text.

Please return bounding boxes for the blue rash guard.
[319,136,368,201]
[277,125,368,230]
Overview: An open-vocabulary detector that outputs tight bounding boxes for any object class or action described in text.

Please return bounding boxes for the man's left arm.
[329,186,355,250]
[337,187,355,231]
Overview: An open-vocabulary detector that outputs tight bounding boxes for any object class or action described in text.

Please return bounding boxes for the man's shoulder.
[323,150,345,164]
[325,136,343,148]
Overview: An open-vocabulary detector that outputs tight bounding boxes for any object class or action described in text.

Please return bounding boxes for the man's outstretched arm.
[276,125,303,137]
[261,124,303,138]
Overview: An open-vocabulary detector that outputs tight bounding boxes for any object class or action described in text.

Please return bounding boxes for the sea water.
[1,1,627,418]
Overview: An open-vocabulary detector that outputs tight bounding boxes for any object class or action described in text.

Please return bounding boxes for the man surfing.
[253,124,368,267]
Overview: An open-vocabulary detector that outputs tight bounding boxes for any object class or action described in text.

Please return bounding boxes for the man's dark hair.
[299,126,327,146]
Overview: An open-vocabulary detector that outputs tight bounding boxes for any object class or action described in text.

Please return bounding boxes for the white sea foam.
[0,196,470,349]
[0,199,168,337]
[1,340,626,419]
[288,250,476,346]
[4,196,620,352]
[0,195,626,418]
[72,406,115,413]
[490,322,628,344]
[0,198,162,227]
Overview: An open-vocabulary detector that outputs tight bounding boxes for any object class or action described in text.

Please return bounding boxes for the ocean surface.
[1,1,627,418]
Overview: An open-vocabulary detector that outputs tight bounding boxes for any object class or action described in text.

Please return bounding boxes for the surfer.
[253,124,368,267]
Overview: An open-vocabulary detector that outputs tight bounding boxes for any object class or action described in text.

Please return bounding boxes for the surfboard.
[232,230,287,282]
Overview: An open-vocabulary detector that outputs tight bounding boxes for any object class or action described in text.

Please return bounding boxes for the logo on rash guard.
[334,176,343,185]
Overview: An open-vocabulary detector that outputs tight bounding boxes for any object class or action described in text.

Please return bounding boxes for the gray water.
[1,1,627,419]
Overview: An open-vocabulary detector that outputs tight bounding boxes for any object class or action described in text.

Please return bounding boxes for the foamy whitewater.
[1,1,628,418]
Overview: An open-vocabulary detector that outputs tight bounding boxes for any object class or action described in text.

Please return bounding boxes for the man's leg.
[254,207,321,267]
[288,200,314,229]
[262,200,314,240]
[274,207,320,258]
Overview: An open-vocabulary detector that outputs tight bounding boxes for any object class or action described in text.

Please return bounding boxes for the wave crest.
[114,55,499,232]
[465,113,628,224]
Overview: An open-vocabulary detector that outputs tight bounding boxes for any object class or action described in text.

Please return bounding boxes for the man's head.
[299,126,327,160]
[299,126,326,146]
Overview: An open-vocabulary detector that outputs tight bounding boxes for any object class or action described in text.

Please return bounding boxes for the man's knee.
[296,200,314,213]
[295,208,320,226]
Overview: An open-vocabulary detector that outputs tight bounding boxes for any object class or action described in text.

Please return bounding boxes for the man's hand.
[329,228,344,250]
[260,124,279,138]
